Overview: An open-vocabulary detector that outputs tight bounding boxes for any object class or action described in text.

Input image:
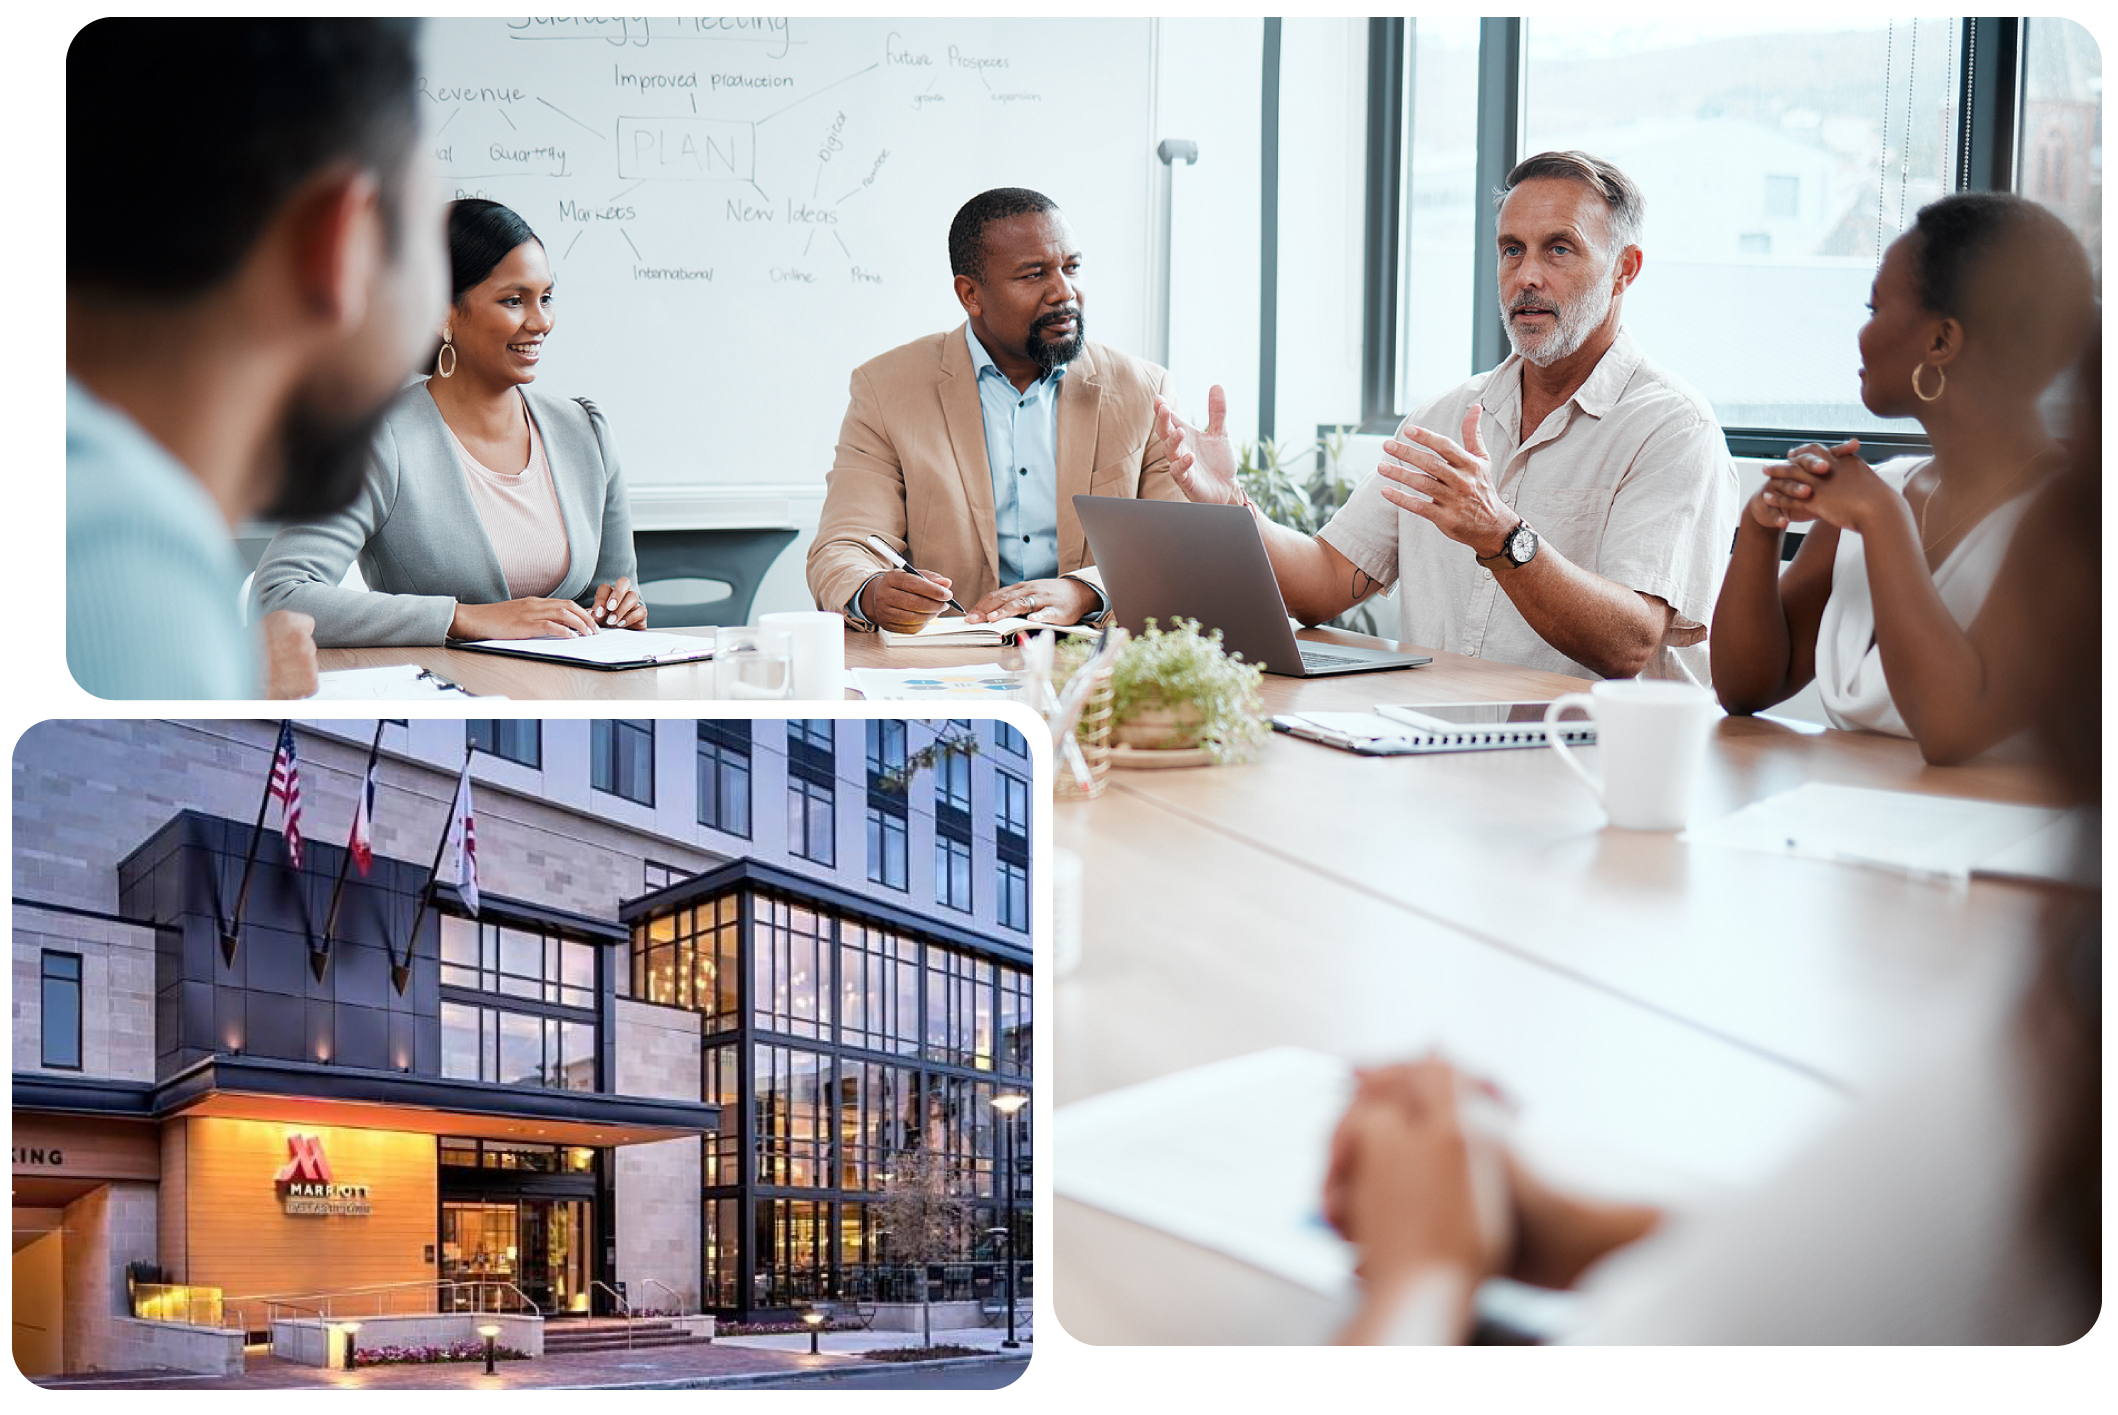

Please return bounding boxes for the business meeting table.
[309,622,1020,711]
[1012,626,2077,1344]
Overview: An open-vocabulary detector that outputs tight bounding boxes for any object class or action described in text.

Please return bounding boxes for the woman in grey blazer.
[255,200,641,645]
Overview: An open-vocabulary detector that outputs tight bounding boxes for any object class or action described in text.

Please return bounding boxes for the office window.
[865,719,908,780]
[2020,19,2101,278]
[789,719,835,752]
[789,775,836,865]
[997,771,1030,837]
[439,1001,595,1091]
[1519,18,1959,435]
[592,719,655,805]
[936,742,973,813]
[439,915,596,1009]
[629,892,741,1032]
[754,895,828,1040]
[40,952,82,1070]
[866,805,908,890]
[935,832,973,913]
[697,720,753,837]
[467,719,540,768]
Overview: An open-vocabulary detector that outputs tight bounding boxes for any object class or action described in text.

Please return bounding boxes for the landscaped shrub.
[352,1340,529,1366]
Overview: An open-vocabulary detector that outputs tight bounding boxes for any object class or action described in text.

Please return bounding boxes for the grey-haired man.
[1156,150,1737,684]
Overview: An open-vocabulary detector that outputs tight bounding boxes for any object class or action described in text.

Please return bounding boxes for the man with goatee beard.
[810,187,1182,633]
[1157,152,1738,685]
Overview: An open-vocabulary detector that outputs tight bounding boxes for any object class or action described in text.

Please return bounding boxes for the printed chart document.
[848,665,1028,701]
[1683,783,2093,886]
[449,628,715,670]
[879,616,1102,648]
[308,665,491,700]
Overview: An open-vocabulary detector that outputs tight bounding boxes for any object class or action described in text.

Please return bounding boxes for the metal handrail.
[631,1277,686,1318]
[589,1280,633,1350]
[234,1279,539,1334]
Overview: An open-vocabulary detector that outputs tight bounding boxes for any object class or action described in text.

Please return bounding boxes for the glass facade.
[626,878,1031,1315]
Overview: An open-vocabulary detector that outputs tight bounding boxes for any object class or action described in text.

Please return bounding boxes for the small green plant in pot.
[1103,618,1269,764]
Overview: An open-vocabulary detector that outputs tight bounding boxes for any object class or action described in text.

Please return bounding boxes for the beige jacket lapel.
[1056,343,1102,574]
[937,329,1000,593]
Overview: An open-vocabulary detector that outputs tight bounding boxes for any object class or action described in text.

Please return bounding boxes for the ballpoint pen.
[862,534,969,616]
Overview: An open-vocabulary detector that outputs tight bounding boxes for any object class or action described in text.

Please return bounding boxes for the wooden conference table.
[1024,627,2068,1345]
[309,631,1020,720]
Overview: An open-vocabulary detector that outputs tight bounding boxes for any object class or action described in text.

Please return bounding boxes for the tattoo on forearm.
[1352,569,1381,602]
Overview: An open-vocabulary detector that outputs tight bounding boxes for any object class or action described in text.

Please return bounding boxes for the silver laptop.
[1073,496,1432,677]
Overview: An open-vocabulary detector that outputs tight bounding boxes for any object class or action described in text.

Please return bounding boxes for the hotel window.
[994,722,1027,757]
[753,1197,829,1306]
[467,719,540,768]
[440,915,596,1009]
[754,895,828,1040]
[440,1138,594,1173]
[697,720,752,837]
[440,1001,596,1091]
[840,922,922,1057]
[836,1059,919,1191]
[704,1043,741,1185]
[787,721,836,865]
[629,892,741,1033]
[999,724,1050,758]
[924,946,994,1070]
[705,1197,740,1309]
[935,833,973,913]
[998,965,1031,1077]
[592,718,655,805]
[643,859,687,893]
[754,1043,830,1188]
[996,770,1030,932]
[924,1072,998,1199]
[40,951,82,1070]
[865,721,910,890]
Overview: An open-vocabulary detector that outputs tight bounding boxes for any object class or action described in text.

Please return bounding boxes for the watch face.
[1506,524,1537,565]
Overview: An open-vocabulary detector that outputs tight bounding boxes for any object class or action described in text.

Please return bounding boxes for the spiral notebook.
[1274,702,1595,756]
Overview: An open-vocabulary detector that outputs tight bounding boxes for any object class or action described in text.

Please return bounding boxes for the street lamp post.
[989,1092,1028,1350]
[478,1323,500,1375]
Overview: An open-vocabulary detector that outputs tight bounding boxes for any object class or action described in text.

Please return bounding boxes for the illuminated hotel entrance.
[440,1199,595,1315]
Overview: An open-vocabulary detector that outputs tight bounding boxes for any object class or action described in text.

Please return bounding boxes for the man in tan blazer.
[808,187,1181,632]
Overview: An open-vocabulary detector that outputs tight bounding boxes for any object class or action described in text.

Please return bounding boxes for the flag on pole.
[445,757,479,916]
[269,722,304,868]
[348,749,379,876]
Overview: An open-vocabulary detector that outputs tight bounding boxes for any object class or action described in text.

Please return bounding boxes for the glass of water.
[713,626,794,700]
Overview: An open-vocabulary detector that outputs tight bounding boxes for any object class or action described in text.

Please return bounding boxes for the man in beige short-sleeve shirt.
[1155,151,1738,683]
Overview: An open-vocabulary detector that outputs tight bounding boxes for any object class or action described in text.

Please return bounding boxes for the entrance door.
[443,1199,592,1314]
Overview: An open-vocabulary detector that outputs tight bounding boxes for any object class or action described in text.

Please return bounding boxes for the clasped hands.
[1752,438,1891,534]
[448,576,647,641]
[1151,387,1518,560]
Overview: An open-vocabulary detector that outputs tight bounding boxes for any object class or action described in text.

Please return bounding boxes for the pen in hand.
[863,534,968,616]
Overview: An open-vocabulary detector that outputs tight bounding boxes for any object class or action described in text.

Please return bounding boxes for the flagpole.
[222,720,286,966]
[323,719,386,949]
[402,741,475,994]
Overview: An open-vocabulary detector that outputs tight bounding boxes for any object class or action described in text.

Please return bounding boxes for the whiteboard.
[417,17,1157,508]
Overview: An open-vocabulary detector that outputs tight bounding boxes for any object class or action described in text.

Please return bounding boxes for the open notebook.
[879,616,1102,648]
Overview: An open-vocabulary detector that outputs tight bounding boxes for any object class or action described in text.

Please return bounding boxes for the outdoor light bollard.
[479,1323,501,1375]
[802,1309,824,1355]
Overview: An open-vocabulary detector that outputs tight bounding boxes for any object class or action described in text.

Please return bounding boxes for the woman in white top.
[1707,192,2093,764]
[255,200,643,645]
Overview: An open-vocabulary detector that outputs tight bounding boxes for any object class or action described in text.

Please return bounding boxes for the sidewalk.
[715,1323,1033,1356]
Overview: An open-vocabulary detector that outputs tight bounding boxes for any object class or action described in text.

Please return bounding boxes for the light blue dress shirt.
[967,321,1065,586]
[67,377,257,698]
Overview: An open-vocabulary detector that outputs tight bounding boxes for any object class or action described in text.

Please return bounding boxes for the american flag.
[445,757,479,917]
[348,749,378,876]
[269,722,303,868]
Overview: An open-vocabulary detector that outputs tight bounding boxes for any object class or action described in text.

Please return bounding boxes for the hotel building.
[11,717,1034,1376]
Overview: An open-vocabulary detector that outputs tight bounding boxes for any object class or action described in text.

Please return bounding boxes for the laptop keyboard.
[1298,650,1365,669]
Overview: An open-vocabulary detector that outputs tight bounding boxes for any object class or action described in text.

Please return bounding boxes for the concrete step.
[545,1324,710,1355]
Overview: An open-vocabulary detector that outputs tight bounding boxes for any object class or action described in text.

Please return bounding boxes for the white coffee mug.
[713,626,794,700]
[759,610,845,700]
[1544,680,1718,831]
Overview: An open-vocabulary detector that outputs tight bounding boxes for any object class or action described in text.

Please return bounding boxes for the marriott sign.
[273,1134,373,1217]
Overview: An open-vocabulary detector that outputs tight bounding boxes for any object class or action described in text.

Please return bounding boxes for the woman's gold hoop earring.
[436,339,457,379]
[1911,362,1945,402]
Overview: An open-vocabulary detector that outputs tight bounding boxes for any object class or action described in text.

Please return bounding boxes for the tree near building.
[873,1146,975,1347]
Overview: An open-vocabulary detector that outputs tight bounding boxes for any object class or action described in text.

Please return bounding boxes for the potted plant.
[1102,618,1269,765]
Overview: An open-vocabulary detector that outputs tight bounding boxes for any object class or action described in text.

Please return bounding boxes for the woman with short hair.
[1707,192,2094,764]
[255,198,643,644]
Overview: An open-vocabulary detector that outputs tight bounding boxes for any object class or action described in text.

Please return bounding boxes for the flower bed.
[353,1340,529,1366]
[860,1344,986,1363]
[716,1318,864,1336]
